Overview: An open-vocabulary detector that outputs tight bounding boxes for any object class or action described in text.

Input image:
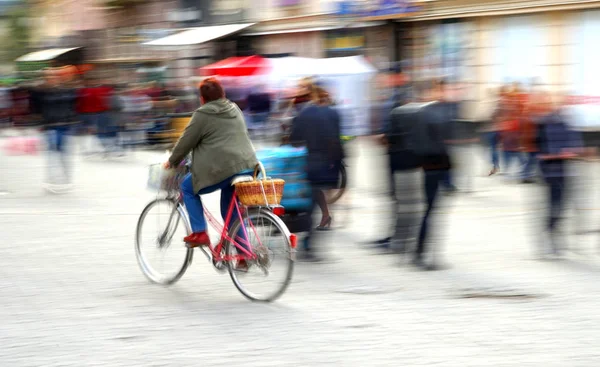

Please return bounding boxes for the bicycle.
[325,136,355,204]
[135,161,297,302]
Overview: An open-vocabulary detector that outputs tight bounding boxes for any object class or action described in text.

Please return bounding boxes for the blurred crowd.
[1,64,597,265]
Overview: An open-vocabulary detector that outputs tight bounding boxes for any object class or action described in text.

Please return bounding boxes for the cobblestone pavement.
[2,135,600,366]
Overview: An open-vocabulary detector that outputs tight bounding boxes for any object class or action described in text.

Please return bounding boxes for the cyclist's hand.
[163,161,171,169]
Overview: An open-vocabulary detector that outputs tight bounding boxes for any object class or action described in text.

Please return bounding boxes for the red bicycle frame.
[200,190,264,263]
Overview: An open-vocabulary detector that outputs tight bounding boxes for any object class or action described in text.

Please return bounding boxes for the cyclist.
[164,78,258,251]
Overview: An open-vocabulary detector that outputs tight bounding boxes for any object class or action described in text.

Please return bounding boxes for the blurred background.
[4,0,600,366]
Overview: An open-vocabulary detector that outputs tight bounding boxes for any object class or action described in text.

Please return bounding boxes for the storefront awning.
[144,23,255,46]
[242,21,386,37]
[15,47,82,63]
[244,26,340,37]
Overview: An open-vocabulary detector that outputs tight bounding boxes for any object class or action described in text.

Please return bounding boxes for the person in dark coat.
[37,69,79,191]
[410,80,454,270]
[537,94,583,257]
[289,81,344,262]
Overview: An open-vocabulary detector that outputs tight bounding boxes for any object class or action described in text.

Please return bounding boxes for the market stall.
[200,55,271,77]
[315,56,377,136]
[266,55,377,137]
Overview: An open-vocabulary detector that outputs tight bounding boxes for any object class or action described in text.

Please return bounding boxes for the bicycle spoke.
[227,209,293,302]
[136,199,192,285]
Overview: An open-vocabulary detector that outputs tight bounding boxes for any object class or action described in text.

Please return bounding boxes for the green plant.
[2,5,31,63]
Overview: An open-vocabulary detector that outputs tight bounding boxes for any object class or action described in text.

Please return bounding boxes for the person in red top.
[519,91,548,183]
[76,79,114,154]
[500,92,525,178]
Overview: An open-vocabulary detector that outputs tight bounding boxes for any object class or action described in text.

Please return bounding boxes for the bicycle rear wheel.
[135,198,193,285]
[227,208,294,302]
[326,163,347,204]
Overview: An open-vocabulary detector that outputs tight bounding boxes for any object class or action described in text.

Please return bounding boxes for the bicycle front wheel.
[227,208,294,302]
[135,198,193,285]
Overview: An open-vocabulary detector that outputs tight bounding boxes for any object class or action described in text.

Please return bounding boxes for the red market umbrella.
[200,55,271,77]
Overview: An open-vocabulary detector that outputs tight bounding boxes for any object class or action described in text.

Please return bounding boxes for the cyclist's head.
[199,78,225,104]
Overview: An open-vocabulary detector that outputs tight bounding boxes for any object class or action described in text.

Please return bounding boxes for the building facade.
[401,0,600,126]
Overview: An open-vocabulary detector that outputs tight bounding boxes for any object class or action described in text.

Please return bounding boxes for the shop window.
[493,15,545,85]
[425,21,468,83]
[324,29,366,58]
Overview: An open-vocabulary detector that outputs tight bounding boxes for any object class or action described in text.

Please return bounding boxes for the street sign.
[335,0,422,19]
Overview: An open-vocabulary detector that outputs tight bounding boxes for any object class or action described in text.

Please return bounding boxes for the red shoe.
[184,232,211,248]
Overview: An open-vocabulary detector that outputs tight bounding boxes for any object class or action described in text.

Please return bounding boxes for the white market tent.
[16,48,82,62]
[144,23,255,46]
[272,55,377,136]
[266,57,317,91]
[316,56,377,136]
[316,55,378,76]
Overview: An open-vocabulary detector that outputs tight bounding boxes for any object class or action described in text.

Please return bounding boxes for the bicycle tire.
[135,198,193,285]
[226,208,294,302]
[326,163,347,204]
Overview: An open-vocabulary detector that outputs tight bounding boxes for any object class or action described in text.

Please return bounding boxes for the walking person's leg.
[521,152,536,182]
[415,170,442,267]
[315,189,332,229]
[442,169,457,192]
[298,185,320,262]
[548,176,566,254]
[503,150,511,176]
[371,156,397,249]
[394,169,420,255]
[491,132,500,171]
[488,132,500,175]
[45,129,57,186]
[55,127,71,185]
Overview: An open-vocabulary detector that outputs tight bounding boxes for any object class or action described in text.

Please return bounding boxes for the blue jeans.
[487,132,500,168]
[503,151,525,174]
[181,173,238,233]
[46,126,71,184]
[521,152,538,179]
[81,113,114,137]
[181,173,250,252]
[47,126,69,152]
[442,170,455,190]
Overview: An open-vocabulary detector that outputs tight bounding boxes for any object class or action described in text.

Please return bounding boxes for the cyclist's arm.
[169,112,204,166]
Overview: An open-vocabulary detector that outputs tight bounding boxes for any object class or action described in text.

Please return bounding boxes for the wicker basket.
[235,162,285,207]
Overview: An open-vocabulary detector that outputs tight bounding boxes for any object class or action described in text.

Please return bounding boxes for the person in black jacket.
[38,69,78,191]
[289,82,344,262]
[536,95,583,257]
[411,80,453,270]
[372,83,422,255]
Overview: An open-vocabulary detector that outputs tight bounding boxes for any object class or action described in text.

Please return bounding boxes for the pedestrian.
[288,80,344,262]
[438,80,459,193]
[537,93,583,258]
[368,81,421,254]
[520,91,549,183]
[77,78,115,155]
[484,86,508,176]
[38,67,78,192]
[499,95,525,179]
[246,84,272,139]
[411,80,454,270]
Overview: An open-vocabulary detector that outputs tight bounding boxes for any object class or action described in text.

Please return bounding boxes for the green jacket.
[169,99,258,192]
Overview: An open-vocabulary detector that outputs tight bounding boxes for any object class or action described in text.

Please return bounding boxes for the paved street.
[3,134,600,366]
